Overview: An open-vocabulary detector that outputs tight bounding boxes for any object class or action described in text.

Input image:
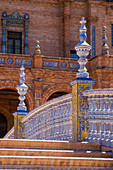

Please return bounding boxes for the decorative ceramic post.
[2,11,7,54]
[101,26,109,55]
[35,40,41,54]
[70,17,95,142]
[13,64,28,139]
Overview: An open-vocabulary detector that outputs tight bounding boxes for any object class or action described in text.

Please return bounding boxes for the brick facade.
[0,0,113,57]
[0,0,113,136]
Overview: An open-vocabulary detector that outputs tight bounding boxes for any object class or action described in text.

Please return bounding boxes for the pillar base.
[70,78,95,142]
[13,111,29,139]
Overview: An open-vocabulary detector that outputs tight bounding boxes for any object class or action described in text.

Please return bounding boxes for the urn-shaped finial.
[16,64,28,111]
[75,17,91,79]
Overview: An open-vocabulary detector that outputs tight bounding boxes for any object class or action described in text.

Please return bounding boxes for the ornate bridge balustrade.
[83,89,113,148]
[21,94,72,141]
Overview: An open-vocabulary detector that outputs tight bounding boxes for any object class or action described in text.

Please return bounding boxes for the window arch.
[0,113,7,138]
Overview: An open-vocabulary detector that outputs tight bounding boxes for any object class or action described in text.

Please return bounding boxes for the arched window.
[0,113,7,138]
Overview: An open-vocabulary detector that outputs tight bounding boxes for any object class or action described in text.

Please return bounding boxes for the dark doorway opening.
[0,113,7,138]
[47,92,68,101]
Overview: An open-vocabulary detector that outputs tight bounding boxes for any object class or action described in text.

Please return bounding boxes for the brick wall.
[0,0,113,57]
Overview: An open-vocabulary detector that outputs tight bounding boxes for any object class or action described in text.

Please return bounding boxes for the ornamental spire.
[35,40,41,54]
[101,26,109,55]
[75,17,91,79]
[16,64,28,111]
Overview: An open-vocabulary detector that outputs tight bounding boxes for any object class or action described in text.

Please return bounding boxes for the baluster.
[105,122,110,147]
[87,121,93,142]
[109,123,113,148]
[92,95,96,112]
[97,122,101,143]
[92,122,97,142]
[96,95,100,111]
[88,96,92,112]
[101,122,106,145]
[105,95,109,111]
[109,95,113,113]
[101,95,105,111]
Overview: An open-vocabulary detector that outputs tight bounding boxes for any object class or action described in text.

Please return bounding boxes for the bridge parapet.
[21,93,72,141]
[83,88,113,148]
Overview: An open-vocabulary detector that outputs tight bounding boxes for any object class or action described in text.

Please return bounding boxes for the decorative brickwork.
[0,0,113,57]
[41,83,72,104]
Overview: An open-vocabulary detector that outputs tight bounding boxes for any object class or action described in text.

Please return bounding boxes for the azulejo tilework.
[0,57,5,64]
[92,26,95,58]
[13,112,27,139]
[7,58,13,64]
[68,62,79,69]
[43,60,79,69]
[71,79,94,142]
[43,60,59,68]
[72,84,77,142]
[61,62,67,68]
[36,93,40,98]
[15,58,32,66]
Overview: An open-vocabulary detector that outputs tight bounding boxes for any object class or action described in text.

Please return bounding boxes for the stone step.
[0,139,101,151]
[0,148,112,158]
[0,156,113,169]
